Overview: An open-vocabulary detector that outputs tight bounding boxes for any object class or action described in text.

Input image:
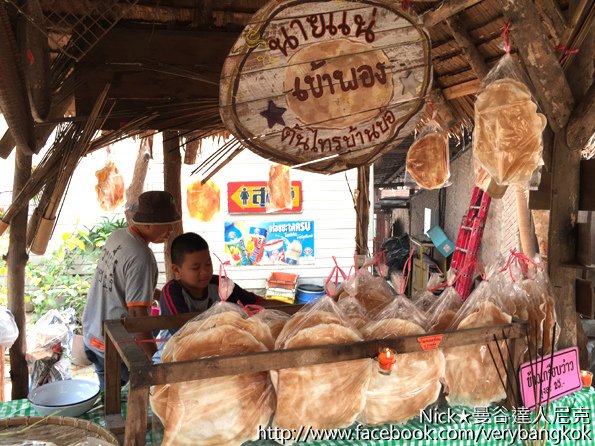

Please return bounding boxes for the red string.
[325,256,347,297]
[501,20,511,54]
[555,44,579,64]
[400,247,415,295]
[213,253,230,302]
[239,302,265,316]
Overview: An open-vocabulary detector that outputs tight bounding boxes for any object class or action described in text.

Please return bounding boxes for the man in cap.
[82,191,181,388]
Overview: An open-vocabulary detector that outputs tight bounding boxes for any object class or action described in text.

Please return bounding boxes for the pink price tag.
[519,346,582,410]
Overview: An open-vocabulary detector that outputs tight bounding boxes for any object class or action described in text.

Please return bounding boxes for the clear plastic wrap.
[473,54,547,187]
[442,269,512,407]
[266,163,292,212]
[150,302,275,446]
[251,308,291,340]
[406,120,450,190]
[359,295,444,425]
[272,297,372,432]
[519,268,559,357]
[26,309,72,362]
[426,285,464,333]
[186,179,221,222]
[335,268,393,316]
[94,160,125,211]
[412,272,444,314]
[0,307,18,348]
[336,296,369,329]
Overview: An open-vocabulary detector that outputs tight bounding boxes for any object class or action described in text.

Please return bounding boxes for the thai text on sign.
[519,347,582,410]
[220,0,431,174]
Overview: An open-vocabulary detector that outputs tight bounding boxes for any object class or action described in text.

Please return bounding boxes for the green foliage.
[25,217,127,326]
[0,259,7,307]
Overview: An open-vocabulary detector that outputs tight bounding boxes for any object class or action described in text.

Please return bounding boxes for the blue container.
[295,284,326,304]
[427,225,455,258]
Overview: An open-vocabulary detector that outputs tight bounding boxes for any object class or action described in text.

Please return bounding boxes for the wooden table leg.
[104,332,121,415]
[125,385,150,446]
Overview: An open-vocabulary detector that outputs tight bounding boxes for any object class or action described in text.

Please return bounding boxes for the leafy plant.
[26,217,127,327]
[0,258,7,307]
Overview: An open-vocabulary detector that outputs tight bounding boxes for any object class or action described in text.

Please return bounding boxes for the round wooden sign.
[220,0,431,174]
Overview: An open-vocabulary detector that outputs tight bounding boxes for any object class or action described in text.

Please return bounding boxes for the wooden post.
[0,346,4,402]
[355,166,370,257]
[163,131,183,282]
[500,0,575,132]
[423,0,484,28]
[7,149,31,399]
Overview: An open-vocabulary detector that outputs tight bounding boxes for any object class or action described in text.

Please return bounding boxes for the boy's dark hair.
[171,232,209,265]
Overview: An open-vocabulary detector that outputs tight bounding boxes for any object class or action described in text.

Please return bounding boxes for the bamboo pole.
[163,130,183,282]
[514,185,536,259]
[8,149,31,399]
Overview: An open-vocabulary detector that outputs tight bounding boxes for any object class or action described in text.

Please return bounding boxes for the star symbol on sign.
[260,100,287,128]
[458,410,471,423]
[399,71,419,96]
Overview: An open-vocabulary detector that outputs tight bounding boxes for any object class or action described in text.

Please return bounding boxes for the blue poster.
[223,220,315,266]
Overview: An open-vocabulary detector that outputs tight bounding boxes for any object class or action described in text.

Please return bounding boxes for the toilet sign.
[220,0,431,174]
[227,181,302,213]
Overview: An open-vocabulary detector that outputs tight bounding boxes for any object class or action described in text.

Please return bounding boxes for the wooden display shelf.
[103,307,528,445]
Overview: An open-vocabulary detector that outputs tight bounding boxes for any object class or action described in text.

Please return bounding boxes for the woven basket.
[0,416,118,445]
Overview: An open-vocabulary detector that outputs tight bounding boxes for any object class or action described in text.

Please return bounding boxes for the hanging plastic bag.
[359,291,444,425]
[150,302,275,446]
[0,307,18,349]
[412,272,444,313]
[442,264,512,407]
[473,53,547,187]
[95,159,125,212]
[272,296,372,433]
[266,163,292,212]
[406,119,450,190]
[186,179,220,222]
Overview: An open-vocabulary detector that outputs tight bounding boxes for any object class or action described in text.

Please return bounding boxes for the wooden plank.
[534,0,568,42]
[566,83,595,149]
[104,320,151,370]
[548,132,580,348]
[580,159,595,211]
[423,0,484,28]
[445,14,489,80]
[163,130,183,282]
[141,321,528,385]
[500,0,574,132]
[442,79,480,99]
[124,386,150,446]
[7,150,31,399]
[104,328,122,415]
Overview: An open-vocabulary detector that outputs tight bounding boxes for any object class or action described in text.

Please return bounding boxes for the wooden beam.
[429,87,459,130]
[445,15,490,80]
[163,130,183,282]
[423,0,484,28]
[7,150,31,399]
[194,0,213,27]
[500,0,574,132]
[534,0,568,43]
[442,79,480,99]
[566,83,595,149]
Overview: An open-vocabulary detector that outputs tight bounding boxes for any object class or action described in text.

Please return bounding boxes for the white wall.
[0,127,373,291]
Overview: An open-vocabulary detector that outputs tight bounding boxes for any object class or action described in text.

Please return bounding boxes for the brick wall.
[408,149,520,267]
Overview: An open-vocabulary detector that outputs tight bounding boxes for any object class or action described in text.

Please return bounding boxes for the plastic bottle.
[224,222,251,266]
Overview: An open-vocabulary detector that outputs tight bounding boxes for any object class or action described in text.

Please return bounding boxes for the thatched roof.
[0,0,591,185]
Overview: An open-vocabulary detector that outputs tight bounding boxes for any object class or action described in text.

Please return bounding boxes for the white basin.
[28,379,100,417]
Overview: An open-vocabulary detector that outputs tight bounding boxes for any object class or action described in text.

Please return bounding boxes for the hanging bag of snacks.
[473,25,547,188]
[406,119,450,190]
[95,147,125,211]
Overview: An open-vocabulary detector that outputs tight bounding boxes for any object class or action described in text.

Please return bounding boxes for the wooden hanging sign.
[220,0,431,174]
